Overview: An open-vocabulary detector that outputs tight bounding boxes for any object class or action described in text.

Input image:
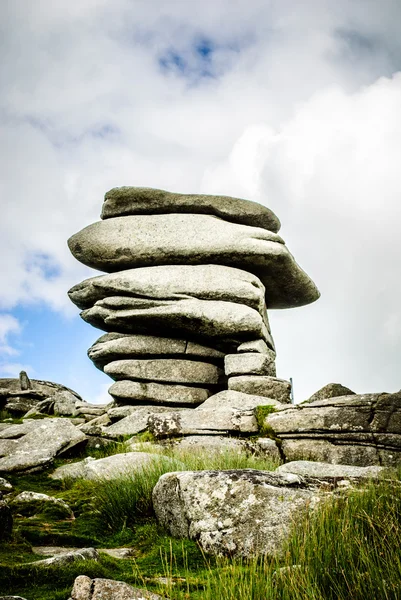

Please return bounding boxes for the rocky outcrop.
[152,469,322,558]
[67,185,318,449]
[264,392,401,466]
[0,373,83,415]
[69,574,164,600]
[0,419,87,473]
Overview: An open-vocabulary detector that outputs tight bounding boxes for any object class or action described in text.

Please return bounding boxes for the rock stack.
[68,187,319,431]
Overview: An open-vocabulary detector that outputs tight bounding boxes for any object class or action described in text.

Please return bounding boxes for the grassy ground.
[1,433,400,599]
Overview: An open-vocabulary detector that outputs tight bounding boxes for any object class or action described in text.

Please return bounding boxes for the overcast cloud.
[0,0,400,402]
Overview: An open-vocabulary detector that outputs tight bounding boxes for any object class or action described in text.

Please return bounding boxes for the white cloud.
[0,0,400,400]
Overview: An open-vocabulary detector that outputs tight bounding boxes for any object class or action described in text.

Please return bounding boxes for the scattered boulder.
[69,574,164,600]
[0,419,87,474]
[304,383,356,403]
[153,469,321,557]
[265,392,401,466]
[10,491,74,519]
[50,452,179,481]
[0,500,13,540]
[26,547,98,567]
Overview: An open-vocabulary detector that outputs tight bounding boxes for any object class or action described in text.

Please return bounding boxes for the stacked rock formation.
[68,187,319,416]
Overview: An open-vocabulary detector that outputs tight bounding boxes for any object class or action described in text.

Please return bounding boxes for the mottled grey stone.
[81,296,270,345]
[109,380,210,406]
[88,332,223,369]
[224,352,276,377]
[101,186,281,232]
[68,214,320,309]
[69,264,267,314]
[148,407,258,438]
[101,406,188,438]
[152,469,320,557]
[228,376,291,403]
[70,574,164,600]
[50,452,178,481]
[265,392,401,466]
[104,359,224,385]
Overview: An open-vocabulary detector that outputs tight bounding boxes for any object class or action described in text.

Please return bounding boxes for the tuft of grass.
[254,404,278,437]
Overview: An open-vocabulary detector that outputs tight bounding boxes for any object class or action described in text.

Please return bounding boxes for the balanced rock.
[225,352,276,377]
[101,186,282,232]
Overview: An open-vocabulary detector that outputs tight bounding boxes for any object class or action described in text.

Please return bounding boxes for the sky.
[0,0,400,403]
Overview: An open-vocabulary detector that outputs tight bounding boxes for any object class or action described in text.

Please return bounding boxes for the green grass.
[2,443,401,600]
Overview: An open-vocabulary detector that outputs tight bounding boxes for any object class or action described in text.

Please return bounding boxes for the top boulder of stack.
[101,186,281,233]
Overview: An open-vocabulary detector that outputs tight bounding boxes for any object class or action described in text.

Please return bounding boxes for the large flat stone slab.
[68,214,320,309]
[0,419,87,474]
[109,380,210,406]
[104,358,224,385]
[69,264,267,314]
[88,333,224,369]
[100,406,188,438]
[101,186,281,232]
[152,469,320,557]
[81,296,270,345]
